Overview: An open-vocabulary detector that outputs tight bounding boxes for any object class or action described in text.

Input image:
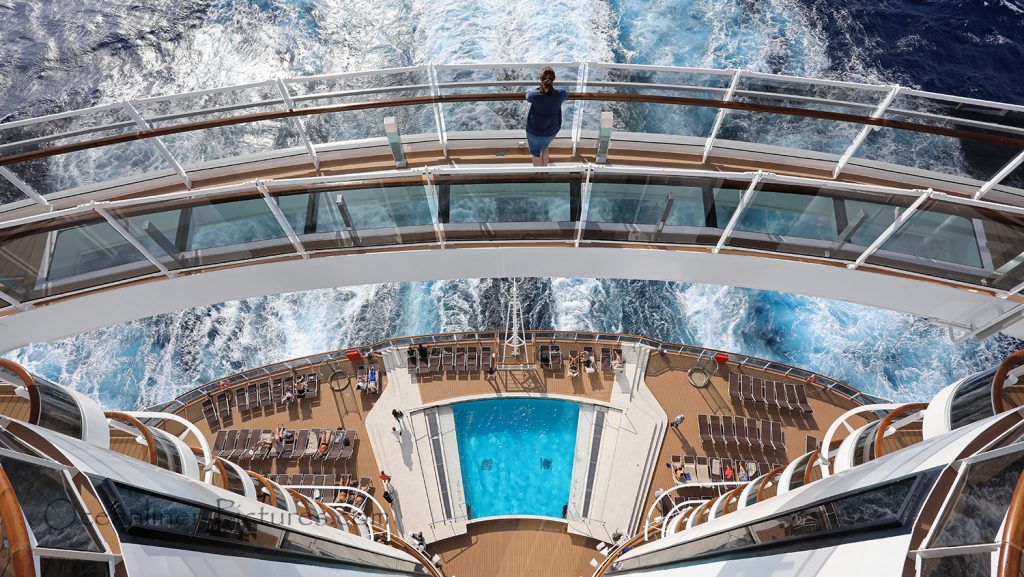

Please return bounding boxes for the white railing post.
[975,150,1024,200]
[702,69,743,164]
[848,189,931,270]
[595,111,613,164]
[384,116,407,168]
[571,62,589,157]
[93,204,177,279]
[275,78,321,171]
[428,64,449,157]
[423,169,446,248]
[713,171,764,253]
[120,101,193,189]
[575,164,593,247]
[0,167,50,209]
[833,86,900,179]
[256,180,309,259]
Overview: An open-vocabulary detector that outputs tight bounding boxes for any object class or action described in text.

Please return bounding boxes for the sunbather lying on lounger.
[612,350,625,371]
[315,430,331,459]
[283,385,296,403]
[295,375,306,398]
[567,363,579,378]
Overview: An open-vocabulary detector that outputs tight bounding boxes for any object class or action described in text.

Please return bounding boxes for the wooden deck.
[158,338,876,577]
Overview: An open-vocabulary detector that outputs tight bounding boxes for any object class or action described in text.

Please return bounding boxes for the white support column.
[93,204,177,279]
[571,62,589,157]
[384,116,407,168]
[120,101,193,189]
[833,86,900,179]
[124,411,216,484]
[575,165,593,247]
[0,166,51,209]
[848,189,931,270]
[595,111,613,164]
[428,64,449,157]
[702,70,743,164]
[275,78,321,171]
[975,149,1024,200]
[256,180,308,259]
[713,171,764,254]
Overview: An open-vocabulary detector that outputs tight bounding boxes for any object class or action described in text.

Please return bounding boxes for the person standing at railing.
[525,66,569,167]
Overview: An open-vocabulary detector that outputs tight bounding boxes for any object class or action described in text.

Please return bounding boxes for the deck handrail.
[0,461,36,577]
[993,349,1024,413]
[104,410,159,465]
[998,469,1024,577]
[872,403,929,458]
[0,359,40,425]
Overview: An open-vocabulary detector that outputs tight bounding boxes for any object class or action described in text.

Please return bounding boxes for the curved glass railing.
[1,165,1024,313]
[142,329,887,415]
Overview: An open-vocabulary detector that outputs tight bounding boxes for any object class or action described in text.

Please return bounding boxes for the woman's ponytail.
[539,66,556,96]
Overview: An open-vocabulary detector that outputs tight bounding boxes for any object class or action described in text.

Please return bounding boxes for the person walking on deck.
[525,66,568,167]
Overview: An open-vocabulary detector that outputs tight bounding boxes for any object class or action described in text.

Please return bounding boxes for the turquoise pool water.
[453,398,580,519]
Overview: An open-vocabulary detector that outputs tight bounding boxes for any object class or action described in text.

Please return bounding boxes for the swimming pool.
[452,398,580,520]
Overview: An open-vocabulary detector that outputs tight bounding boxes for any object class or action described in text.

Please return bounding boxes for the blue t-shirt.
[525,88,569,137]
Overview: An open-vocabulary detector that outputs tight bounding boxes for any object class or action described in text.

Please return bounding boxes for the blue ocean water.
[1,0,1022,410]
[453,398,579,519]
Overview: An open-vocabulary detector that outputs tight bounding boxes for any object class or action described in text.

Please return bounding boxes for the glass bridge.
[1,62,1023,348]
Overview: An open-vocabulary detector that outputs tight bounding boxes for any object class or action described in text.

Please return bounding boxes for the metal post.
[595,111,613,164]
[0,167,50,209]
[702,70,743,164]
[571,62,589,157]
[0,288,31,312]
[275,78,321,171]
[257,180,308,259]
[384,116,407,168]
[334,193,360,246]
[713,171,764,254]
[575,165,593,247]
[833,86,900,179]
[120,101,193,189]
[975,149,1024,200]
[428,64,449,157]
[423,170,446,248]
[93,204,177,278]
[655,191,676,238]
[848,189,931,270]
[825,209,870,258]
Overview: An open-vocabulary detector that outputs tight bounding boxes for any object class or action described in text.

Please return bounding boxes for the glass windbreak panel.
[0,213,160,301]
[852,422,881,467]
[35,380,84,440]
[442,178,575,240]
[930,449,1024,547]
[0,173,28,206]
[867,199,986,283]
[921,554,992,577]
[787,453,812,490]
[161,120,301,170]
[276,184,435,249]
[304,106,436,144]
[0,454,102,552]
[151,432,184,475]
[113,196,295,268]
[949,370,997,431]
[38,558,110,577]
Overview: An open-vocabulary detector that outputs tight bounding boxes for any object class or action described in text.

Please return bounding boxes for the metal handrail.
[872,403,929,458]
[997,469,1024,577]
[0,461,35,577]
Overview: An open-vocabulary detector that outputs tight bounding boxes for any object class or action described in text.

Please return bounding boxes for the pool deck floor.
[164,336,875,577]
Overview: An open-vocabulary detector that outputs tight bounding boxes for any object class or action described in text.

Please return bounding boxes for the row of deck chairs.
[698,414,786,452]
[406,345,494,374]
[212,427,357,462]
[201,372,321,428]
[672,454,783,486]
[267,473,338,501]
[728,373,812,413]
[538,345,623,372]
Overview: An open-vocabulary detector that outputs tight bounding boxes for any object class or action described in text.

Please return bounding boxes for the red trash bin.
[713,353,730,366]
[346,350,362,362]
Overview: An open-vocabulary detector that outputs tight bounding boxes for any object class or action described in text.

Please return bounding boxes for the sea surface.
[1,0,1022,410]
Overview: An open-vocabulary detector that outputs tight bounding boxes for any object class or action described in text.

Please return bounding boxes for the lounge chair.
[322,474,338,502]
[339,430,357,460]
[741,375,757,401]
[583,346,596,372]
[303,428,321,459]
[774,381,791,410]
[695,456,711,483]
[697,414,713,444]
[311,474,327,499]
[728,373,741,399]
[722,458,735,482]
[454,347,466,371]
[683,455,697,482]
[751,377,765,404]
[216,392,231,418]
[251,429,273,460]
[758,462,770,477]
[298,474,314,497]
[225,429,248,460]
[794,384,813,413]
[709,415,724,444]
[467,346,478,370]
[805,434,819,452]
[418,352,431,374]
[539,345,551,369]
[481,346,493,370]
[761,419,775,450]
[550,346,562,369]
[212,430,229,456]
[722,416,737,444]
[235,388,249,414]
[746,461,759,479]
[658,492,676,516]
[288,429,309,459]
[407,349,418,371]
[429,349,442,372]
[246,383,259,409]
[258,382,272,408]
[442,347,455,372]
[326,429,347,460]
[772,421,785,451]
[201,398,218,427]
[217,430,237,457]
[763,380,777,407]
[710,457,722,482]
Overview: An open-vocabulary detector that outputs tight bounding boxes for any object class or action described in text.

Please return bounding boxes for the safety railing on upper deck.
[142,329,886,415]
[1,63,1024,331]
